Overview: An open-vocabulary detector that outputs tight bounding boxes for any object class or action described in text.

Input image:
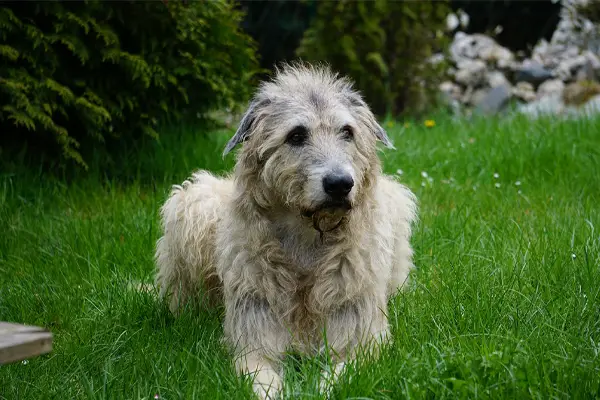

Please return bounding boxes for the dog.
[155,62,418,399]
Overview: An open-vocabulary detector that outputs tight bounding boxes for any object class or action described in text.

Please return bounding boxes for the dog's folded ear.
[223,98,270,157]
[347,93,395,150]
[372,122,395,149]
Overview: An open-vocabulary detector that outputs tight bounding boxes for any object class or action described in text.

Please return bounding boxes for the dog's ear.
[347,93,395,149]
[223,98,269,157]
[370,120,395,149]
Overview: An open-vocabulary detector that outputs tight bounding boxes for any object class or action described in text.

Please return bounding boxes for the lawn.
[1,114,599,399]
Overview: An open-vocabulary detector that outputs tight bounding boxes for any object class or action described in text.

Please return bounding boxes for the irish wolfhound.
[155,63,418,399]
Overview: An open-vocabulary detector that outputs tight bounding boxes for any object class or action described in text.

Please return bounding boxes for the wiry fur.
[155,62,418,399]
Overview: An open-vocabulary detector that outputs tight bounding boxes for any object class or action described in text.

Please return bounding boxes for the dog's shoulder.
[373,174,418,225]
[172,170,234,200]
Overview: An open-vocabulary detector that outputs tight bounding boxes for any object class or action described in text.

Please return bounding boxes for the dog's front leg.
[318,297,390,394]
[224,295,289,400]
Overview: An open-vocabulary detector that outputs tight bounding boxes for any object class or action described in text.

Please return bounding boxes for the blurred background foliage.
[296,0,451,117]
[0,0,565,171]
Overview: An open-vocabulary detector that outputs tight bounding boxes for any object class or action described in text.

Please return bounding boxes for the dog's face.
[224,64,393,231]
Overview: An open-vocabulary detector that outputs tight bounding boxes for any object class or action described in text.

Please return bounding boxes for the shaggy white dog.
[155,63,418,399]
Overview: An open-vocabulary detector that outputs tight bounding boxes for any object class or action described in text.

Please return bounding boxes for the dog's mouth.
[300,200,352,238]
[300,199,352,218]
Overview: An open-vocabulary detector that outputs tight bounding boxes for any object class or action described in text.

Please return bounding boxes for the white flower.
[493,173,499,179]
[518,190,522,194]
[515,181,521,186]
[421,171,428,178]
[495,183,501,188]
[396,169,403,175]
[22,360,29,365]
[421,182,426,187]
[572,253,576,260]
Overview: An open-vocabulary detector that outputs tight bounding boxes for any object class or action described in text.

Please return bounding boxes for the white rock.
[457,9,470,29]
[518,93,565,117]
[537,79,565,99]
[455,60,487,87]
[484,45,515,67]
[556,54,589,81]
[451,33,493,61]
[579,94,600,115]
[513,82,537,102]
[446,13,460,31]
[471,88,489,106]
[487,70,510,88]
[475,84,512,115]
[461,86,474,104]
[550,1,600,53]
[584,51,600,71]
[439,81,462,100]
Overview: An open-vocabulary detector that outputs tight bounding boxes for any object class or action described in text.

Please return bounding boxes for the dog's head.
[224,62,393,231]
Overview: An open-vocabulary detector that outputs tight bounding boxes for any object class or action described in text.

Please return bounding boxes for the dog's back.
[375,175,418,295]
[155,171,232,312]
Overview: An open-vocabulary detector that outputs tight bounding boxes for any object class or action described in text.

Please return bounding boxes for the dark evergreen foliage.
[0,1,260,169]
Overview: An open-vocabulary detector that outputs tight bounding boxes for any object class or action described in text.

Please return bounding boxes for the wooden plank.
[0,322,53,365]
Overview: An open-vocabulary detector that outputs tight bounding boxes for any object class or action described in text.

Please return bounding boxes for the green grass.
[1,114,600,399]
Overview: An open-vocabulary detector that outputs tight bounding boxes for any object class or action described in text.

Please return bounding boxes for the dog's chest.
[279,234,323,271]
[274,218,325,271]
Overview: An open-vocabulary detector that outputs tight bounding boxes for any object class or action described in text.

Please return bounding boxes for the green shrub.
[0,0,259,169]
[296,0,450,118]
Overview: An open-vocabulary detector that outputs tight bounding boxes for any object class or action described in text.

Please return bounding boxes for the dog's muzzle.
[301,200,351,240]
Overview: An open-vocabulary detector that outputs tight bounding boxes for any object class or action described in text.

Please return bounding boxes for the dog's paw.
[252,367,282,400]
[318,361,347,398]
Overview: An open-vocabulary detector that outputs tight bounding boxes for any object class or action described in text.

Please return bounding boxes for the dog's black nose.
[323,173,354,198]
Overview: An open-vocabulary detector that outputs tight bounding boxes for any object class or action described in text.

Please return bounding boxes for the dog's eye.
[341,125,354,141]
[286,126,308,146]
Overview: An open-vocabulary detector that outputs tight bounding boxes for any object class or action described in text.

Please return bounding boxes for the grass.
[1,113,600,399]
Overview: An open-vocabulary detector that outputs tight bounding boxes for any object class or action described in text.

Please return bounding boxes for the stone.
[446,13,460,31]
[450,32,494,62]
[584,51,600,72]
[455,60,487,87]
[518,93,565,118]
[439,21,599,114]
[438,91,461,115]
[475,84,512,115]
[487,70,511,88]
[461,86,475,105]
[549,1,600,53]
[457,9,470,30]
[514,60,554,85]
[575,60,596,81]
[564,94,600,118]
[471,88,489,107]
[481,45,515,68]
[450,32,514,67]
[537,79,565,100]
[513,81,537,102]
[439,81,462,100]
[563,80,600,106]
[578,94,600,116]
[557,54,589,81]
